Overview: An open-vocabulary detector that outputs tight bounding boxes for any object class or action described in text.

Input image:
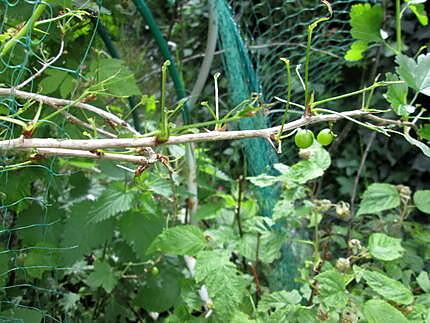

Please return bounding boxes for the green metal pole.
[132,0,190,124]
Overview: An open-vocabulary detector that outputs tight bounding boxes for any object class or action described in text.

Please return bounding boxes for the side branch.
[0,110,370,150]
[0,88,138,135]
[32,148,153,165]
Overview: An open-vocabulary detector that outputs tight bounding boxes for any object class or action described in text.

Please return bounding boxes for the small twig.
[348,132,377,240]
[0,88,138,135]
[15,39,65,90]
[235,175,244,238]
[30,148,154,165]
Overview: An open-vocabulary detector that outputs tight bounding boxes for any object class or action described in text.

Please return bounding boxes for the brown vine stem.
[30,148,154,165]
[0,110,372,151]
[0,88,138,135]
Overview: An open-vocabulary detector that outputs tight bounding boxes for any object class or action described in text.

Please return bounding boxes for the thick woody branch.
[0,110,371,150]
[0,88,138,135]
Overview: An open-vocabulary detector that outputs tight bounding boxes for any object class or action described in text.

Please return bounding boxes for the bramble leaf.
[146,225,207,256]
[396,53,430,96]
[414,190,430,214]
[362,270,413,304]
[363,299,409,323]
[368,233,404,261]
[357,183,400,215]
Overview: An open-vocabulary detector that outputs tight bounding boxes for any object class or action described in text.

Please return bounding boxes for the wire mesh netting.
[215,0,366,289]
[0,1,104,321]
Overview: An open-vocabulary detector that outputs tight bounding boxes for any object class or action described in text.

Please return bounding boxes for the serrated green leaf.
[61,201,115,266]
[239,232,285,264]
[396,53,430,96]
[349,4,384,42]
[89,187,135,223]
[195,250,249,321]
[345,40,369,61]
[146,225,206,256]
[357,183,400,215]
[368,233,404,261]
[417,271,430,293]
[414,190,430,214]
[315,270,349,308]
[40,69,73,96]
[363,299,409,323]
[23,242,61,279]
[384,73,411,117]
[60,292,80,312]
[86,261,118,293]
[362,270,413,305]
[258,290,302,313]
[193,202,224,221]
[134,267,181,312]
[88,58,140,97]
[119,211,164,259]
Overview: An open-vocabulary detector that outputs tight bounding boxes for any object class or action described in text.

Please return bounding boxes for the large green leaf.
[195,250,249,321]
[396,53,430,96]
[349,4,384,42]
[383,73,412,117]
[363,299,409,323]
[0,308,43,323]
[88,58,141,97]
[362,270,414,305]
[357,183,400,216]
[258,290,302,313]
[88,187,136,223]
[85,261,118,293]
[315,270,349,308]
[61,201,115,265]
[368,233,404,261]
[345,3,383,61]
[238,232,285,264]
[417,271,430,293]
[414,190,430,214]
[39,69,74,97]
[119,211,164,259]
[134,267,182,312]
[146,225,207,256]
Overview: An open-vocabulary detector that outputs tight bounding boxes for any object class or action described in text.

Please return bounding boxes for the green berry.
[294,129,314,149]
[317,128,334,146]
[150,266,159,275]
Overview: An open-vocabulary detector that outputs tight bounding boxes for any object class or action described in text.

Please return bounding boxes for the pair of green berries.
[294,128,334,149]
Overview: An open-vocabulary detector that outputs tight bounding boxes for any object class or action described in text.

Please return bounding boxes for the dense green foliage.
[0,0,429,322]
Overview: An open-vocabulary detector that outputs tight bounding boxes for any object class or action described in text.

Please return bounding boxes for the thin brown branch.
[0,110,371,151]
[16,39,65,90]
[0,88,138,135]
[31,148,152,165]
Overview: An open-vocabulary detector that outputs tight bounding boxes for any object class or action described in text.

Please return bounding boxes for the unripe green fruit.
[150,266,159,275]
[317,128,334,146]
[294,129,314,149]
